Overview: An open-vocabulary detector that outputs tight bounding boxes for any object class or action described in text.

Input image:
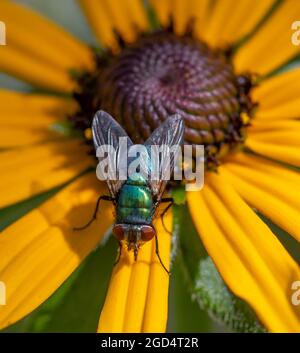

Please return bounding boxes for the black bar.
[0,333,298,352]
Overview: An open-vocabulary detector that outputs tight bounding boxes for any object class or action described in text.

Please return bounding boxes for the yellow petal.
[0,90,77,131]
[187,175,300,332]
[246,138,300,167]
[203,0,273,46]
[0,46,75,92]
[0,90,76,116]
[249,131,300,146]
[0,174,114,329]
[101,0,142,43]
[224,161,300,210]
[0,112,57,128]
[234,1,300,75]
[142,215,172,333]
[121,0,149,32]
[171,0,190,35]
[0,91,78,147]
[149,0,172,27]
[0,0,93,71]
[98,212,172,333]
[170,0,211,37]
[80,0,148,50]
[234,0,300,75]
[249,120,300,133]
[192,0,211,39]
[252,68,300,118]
[79,0,118,50]
[151,0,210,37]
[0,140,93,207]
[228,152,300,185]
[0,125,64,148]
[220,166,300,243]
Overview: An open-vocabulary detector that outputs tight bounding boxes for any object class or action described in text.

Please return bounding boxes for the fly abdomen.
[116,178,153,225]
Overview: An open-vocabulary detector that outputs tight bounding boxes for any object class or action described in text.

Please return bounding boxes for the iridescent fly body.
[75,110,184,273]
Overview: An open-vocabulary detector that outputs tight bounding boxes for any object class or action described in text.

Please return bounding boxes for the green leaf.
[167,254,213,333]
[172,185,186,206]
[194,257,265,333]
[173,203,266,333]
[3,235,117,333]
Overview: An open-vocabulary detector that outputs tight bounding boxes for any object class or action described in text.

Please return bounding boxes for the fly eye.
[113,224,125,241]
[140,226,156,242]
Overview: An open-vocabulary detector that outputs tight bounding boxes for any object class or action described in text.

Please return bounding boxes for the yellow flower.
[0,0,300,333]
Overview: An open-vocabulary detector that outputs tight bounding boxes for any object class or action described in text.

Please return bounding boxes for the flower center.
[71,31,255,169]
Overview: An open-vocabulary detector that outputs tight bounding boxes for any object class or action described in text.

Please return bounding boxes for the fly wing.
[143,114,184,200]
[92,110,133,198]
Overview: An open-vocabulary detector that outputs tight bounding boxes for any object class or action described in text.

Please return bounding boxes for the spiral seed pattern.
[72,31,254,168]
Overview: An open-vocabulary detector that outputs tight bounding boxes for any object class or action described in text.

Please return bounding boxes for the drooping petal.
[172,0,190,35]
[0,127,64,147]
[79,0,118,49]
[0,89,77,116]
[107,0,149,35]
[248,120,300,133]
[0,90,78,148]
[252,68,300,119]
[0,173,114,329]
[226,152,300,185]
[149,0,172,27]
[100,0,141,42]
[246,138,300,167]
[0,46,75,92]
[172,0,210,36]
[187,174,300,332]
[0,139,93,208]
[98,212,172,333]
[150,0,211,37]
[0,0,94,70]
[234,1,300,75]
[224,160,300,211]
[203,0,273,46]
[191,0,211,39]
[79,0,148,50]
[248,131,300,146]
[220,165,300,243]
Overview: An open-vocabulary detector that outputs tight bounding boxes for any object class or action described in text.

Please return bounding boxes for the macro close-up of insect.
[75,111,184,274]
[0,0,300,338]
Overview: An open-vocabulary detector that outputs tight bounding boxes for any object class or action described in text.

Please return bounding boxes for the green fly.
[75,110,184,273]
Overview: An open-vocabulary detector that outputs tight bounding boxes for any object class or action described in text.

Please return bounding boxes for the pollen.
[84,128,92,140]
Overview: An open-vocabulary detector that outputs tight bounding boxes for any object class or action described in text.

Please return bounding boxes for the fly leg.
[73,195,114,231]
[160,197,174,235]
[114,241,122,266]
[155,233,170,275]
